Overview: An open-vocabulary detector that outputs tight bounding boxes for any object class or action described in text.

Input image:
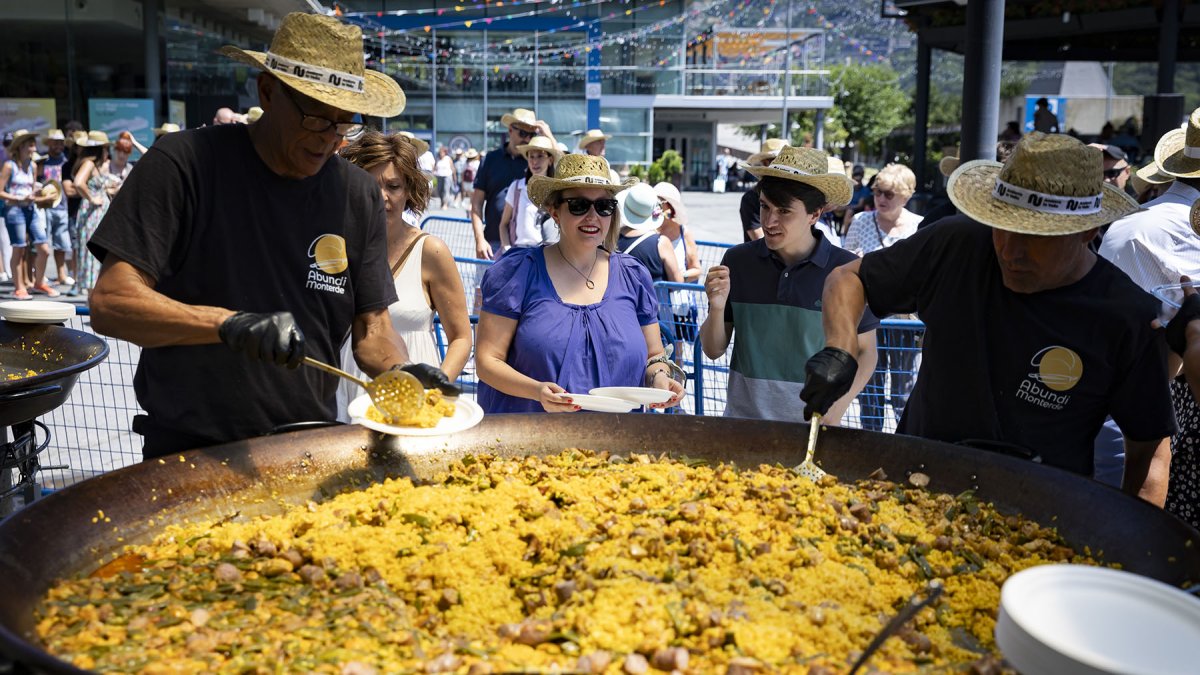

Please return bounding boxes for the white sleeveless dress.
[336,236,441,421]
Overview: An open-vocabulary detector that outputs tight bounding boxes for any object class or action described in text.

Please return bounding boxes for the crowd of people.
[7,11,1184,535]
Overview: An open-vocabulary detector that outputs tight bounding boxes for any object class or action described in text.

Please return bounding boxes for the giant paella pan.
[0,414,1196,673]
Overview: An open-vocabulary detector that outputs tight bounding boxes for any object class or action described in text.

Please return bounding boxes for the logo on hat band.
[564,175,611,186]
[768,163,819,177]
[1184,145,1200,159]
[992,179,1102,216]
[266,51,364,94]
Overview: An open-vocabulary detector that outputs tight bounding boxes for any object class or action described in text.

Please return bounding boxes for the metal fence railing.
[695,239,734,274]
[422,215,478,260]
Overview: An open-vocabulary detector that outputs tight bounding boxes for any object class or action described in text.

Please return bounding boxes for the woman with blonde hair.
[335,131,471,418]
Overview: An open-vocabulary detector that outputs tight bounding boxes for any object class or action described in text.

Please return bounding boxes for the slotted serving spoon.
[302,357,424,423]
[797,412,829,481]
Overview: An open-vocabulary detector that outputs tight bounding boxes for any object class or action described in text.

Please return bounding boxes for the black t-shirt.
[89,125,396,445]
[740,188,761,243]
[472,142,527,244]
[859,215,1176,475]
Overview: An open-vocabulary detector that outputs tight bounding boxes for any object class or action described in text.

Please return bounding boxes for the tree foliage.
[827,63,909,157]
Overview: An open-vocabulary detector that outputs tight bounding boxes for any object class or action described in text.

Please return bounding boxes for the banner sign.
[88,98,154,159]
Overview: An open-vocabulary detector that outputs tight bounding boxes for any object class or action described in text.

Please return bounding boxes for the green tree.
[647,162,665,185]
[627,164,647,181]
[827,63,909,158]
[657,150,684,184]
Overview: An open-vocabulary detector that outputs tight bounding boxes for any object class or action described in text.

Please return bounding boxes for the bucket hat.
[527,154,637,209]
[153,122,181,136]
[220,12,405,118]
[80,131,111,147]
[396,131,429,156]
[1154,109,1200,178]
[653,182,688,226]
[38,180,63,209]
[516,135,562,161]
[1131,162,1173,195]
[947,132,1138,236]
[745,138,788,167]
[577,129,612,150]
[499,108,538,130]
[618,183,665,229]
[745,146,854,207]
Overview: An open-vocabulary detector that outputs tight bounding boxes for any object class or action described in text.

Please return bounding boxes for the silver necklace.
[556,245,599,289]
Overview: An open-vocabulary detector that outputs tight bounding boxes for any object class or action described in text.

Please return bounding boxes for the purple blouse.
[478,247,658,413]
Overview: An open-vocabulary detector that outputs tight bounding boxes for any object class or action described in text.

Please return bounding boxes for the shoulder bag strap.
[391,232,429,278]
[621,230,657,256]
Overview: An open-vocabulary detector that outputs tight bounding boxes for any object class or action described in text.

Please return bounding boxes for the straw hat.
[8,129,38,151]
[618,183,665,229]
[745,138,788,167]
[745,146,854,207]
[219,13,404,118]
[44,129,66,142]
[245,107,264,124]
[396,131,429,156]
[1131,161,1173,195]
[826,156,846,175]
[153,122,181,136]
[526,154,637,209]
[577,129,612,150]
[499,108,538,129]
[939,155,960,178]
[71,130,88,147]
[38,180,63,209]
[465,148,479,160]
[1192,200,1200,237]
[80,131,111,147]
[1154,109,1200,178]
[516,135,562,161]
[947,132,1138,236]
[653,181,688,226]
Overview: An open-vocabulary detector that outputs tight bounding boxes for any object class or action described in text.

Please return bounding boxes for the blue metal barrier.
[433,315,480,397]
[420,214,477,260]
[695,239,734,273]
[454,255,493,317]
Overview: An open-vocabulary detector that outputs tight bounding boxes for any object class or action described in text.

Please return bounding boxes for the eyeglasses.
[279,85,364,137]
[561,196,618,217]
[872,188,896,200]
[512,126,535,139]
[1104,165,1129,179]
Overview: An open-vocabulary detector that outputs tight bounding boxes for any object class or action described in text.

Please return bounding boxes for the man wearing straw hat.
[37,129,74,287]
[578,129,621,184]
[470,108,557,260]
[87,13,456,458]
[740,138,788,242]
[802,133,1175,505]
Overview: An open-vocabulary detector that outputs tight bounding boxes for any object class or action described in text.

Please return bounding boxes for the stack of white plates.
[996,564,1200,674]
[0,300,76,324]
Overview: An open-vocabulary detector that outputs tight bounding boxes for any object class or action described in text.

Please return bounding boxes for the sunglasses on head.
[1104,165,1129,179]
[561,196,618,217]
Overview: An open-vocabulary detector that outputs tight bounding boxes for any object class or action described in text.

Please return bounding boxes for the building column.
[1159,0,1180,94]
[143,0,163,121]
[959,0,1004,162]
[815,109,825,150]
[912,34,931,190]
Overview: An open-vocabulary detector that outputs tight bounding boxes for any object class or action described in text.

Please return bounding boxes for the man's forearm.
[1123,437,1171,507]
[822,261,868,354]
[89,260,234,348]
[352,311,410,377]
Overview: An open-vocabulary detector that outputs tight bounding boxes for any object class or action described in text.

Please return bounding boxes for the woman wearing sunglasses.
[475,155,686,413]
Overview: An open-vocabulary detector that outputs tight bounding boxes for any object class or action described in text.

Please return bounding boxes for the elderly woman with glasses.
[839,162,921,432]
[475,155,685,413]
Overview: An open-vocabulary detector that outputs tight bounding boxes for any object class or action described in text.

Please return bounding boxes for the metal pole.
[534,31,539,116]
[381,0,388,132]
[1104,61,1114,125]
[483,29,489,145]
[679,18,687,95]
[959,0,1004,162]
[431,28,438,149]
[143,0,163,123]
[64,0,78,122]
[912,34,931,190]
[1158,0,1179,94]
[780,0,792,137]
[815,109,825,149]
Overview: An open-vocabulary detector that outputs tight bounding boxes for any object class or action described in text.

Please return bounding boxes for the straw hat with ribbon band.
[219,13,404,119]
[465,148,479,160]
[947,132,1138,236]
[499,108,538,130]
[71,130,88,147]
[745,146,854,207]
[618,183,665,229]
[1132,161,1174,194]
[80,131,111,147]
[38,180,63,209]
[1154,109,1200,178]
[44,129,66,142]
[526,154,638,210]
[577,129,612,150]
[8,130,38,152]
[396,131,429,157]
[516,135,562,161]
[745,138,789,167]
[653,181,688,226]
[153,123,181,136]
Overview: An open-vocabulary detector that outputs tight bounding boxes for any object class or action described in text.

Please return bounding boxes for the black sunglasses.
[562,196,617,217]
[1104,165,1129,179]
[279,85,364,137]
[512,126,535,139]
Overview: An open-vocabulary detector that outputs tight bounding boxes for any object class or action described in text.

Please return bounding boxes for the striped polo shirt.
[721,233,878,421]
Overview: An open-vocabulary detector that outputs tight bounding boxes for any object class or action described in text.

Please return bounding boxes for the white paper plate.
[996,564,1200,675]
[347,394,484,436]
[0,300,75,324]
[588,386,672,405]
[564,393,639,413]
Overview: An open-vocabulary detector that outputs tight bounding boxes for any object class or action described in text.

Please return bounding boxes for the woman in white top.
[839,162,921,432]
[653,182,700,282]
[434,146,457,208]
[498,135,560,253]
[841,163,922,256]
[335,131,472,419]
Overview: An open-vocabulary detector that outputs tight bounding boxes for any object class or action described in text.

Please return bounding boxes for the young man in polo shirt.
[700,146,878,423]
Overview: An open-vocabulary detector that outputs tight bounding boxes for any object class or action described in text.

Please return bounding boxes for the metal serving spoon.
[848,581,945,675]
[302,357,423,423]
[797,413,829,481]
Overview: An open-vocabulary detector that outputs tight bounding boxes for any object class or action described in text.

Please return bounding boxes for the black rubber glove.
[392,362,461,397]
[799,347,858,420]
[1166,293,1200,356]
[218,312,305,369]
